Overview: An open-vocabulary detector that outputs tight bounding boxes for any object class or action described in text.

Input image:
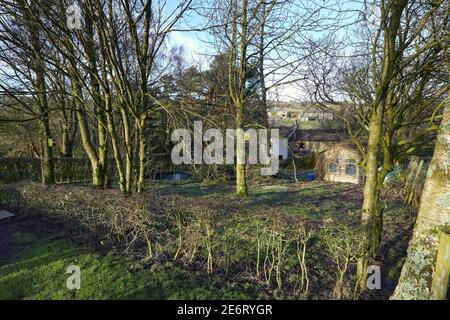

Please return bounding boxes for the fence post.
[430,227,450,300]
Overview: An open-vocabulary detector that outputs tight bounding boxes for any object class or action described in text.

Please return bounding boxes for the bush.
[320,223,365,299]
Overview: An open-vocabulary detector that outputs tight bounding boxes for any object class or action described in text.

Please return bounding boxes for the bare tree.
[304,0,448,288]
[393,2,450,299]
[0,0,56,185]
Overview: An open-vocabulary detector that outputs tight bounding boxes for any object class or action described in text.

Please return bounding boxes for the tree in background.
[0,0,56,185]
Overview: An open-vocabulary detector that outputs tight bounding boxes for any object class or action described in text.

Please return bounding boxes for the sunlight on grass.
[0,232,252,300]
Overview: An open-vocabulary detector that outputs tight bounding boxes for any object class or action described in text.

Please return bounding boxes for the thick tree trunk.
[39,117,55,186]
[391,103,450,299]
[357,102,384,286]
[235,102,248,197]
[357,1,407,288]
[362,104,385,249]
[97,110,108,188]
[234,150,248,198]
[235,163,248,197]
[71,76,100,187]
[430,229,450,299]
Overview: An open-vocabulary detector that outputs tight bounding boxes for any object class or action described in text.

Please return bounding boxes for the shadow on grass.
[154,180,363,221]
[244,182,363,220]
[155,181,235,198]
[0,230,254,300]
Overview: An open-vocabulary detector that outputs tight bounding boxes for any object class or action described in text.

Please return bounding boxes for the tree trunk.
[39,118,55,185]
[26,6,55,186]
[36,68,55,186]
[235,163,248,197]
[357,1,407,288]
[357,102,385,286]
[391,102,450,299]
[61,1,101,188]
[235,102,248,197]
[60,121,74,158]
[71,75,100,187]
[97,109,108,188]
[259,3,268,128]
[85,12,108,188]
[104,92,125,192]
[132,121,140,192]
[120,106,133,194]
[230,0,249,197]
[137,114,147,193]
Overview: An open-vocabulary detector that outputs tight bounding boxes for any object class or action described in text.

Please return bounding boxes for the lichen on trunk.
[392,104,450,299]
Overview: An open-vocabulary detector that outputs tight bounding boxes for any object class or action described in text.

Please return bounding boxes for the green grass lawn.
[0,231,254,300]
[155,179,363,222]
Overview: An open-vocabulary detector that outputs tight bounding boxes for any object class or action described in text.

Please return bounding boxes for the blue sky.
[164,0,365,101]
[165,1,212,69]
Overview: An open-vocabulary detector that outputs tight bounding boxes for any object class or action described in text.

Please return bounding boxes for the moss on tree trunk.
[392,104,450,299]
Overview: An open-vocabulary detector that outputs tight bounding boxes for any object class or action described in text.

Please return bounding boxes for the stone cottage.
[317,142,364,184]
[279,127,364,184]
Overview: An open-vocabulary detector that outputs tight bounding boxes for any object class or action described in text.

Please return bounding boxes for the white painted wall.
[271,137,289,160]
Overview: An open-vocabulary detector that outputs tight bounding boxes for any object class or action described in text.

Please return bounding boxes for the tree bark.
[430,229,450,299]
[357,0,407,288]
[85,11,108,188]
[60,115,76,158]
[391,100,450,299]
[229,0,249,197]
[137,114,147,193]
[357,102,385,286]
[24,2,55,185]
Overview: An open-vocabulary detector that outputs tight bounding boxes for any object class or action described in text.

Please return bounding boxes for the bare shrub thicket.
[8,182,364,299]
[321,223,366,299]
[16,182,169,259]
[0,158,94,184]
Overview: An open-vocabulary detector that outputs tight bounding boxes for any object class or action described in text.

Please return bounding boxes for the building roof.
[277,126,296,138]
[278,127,349,142]
[294,129,349,142]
